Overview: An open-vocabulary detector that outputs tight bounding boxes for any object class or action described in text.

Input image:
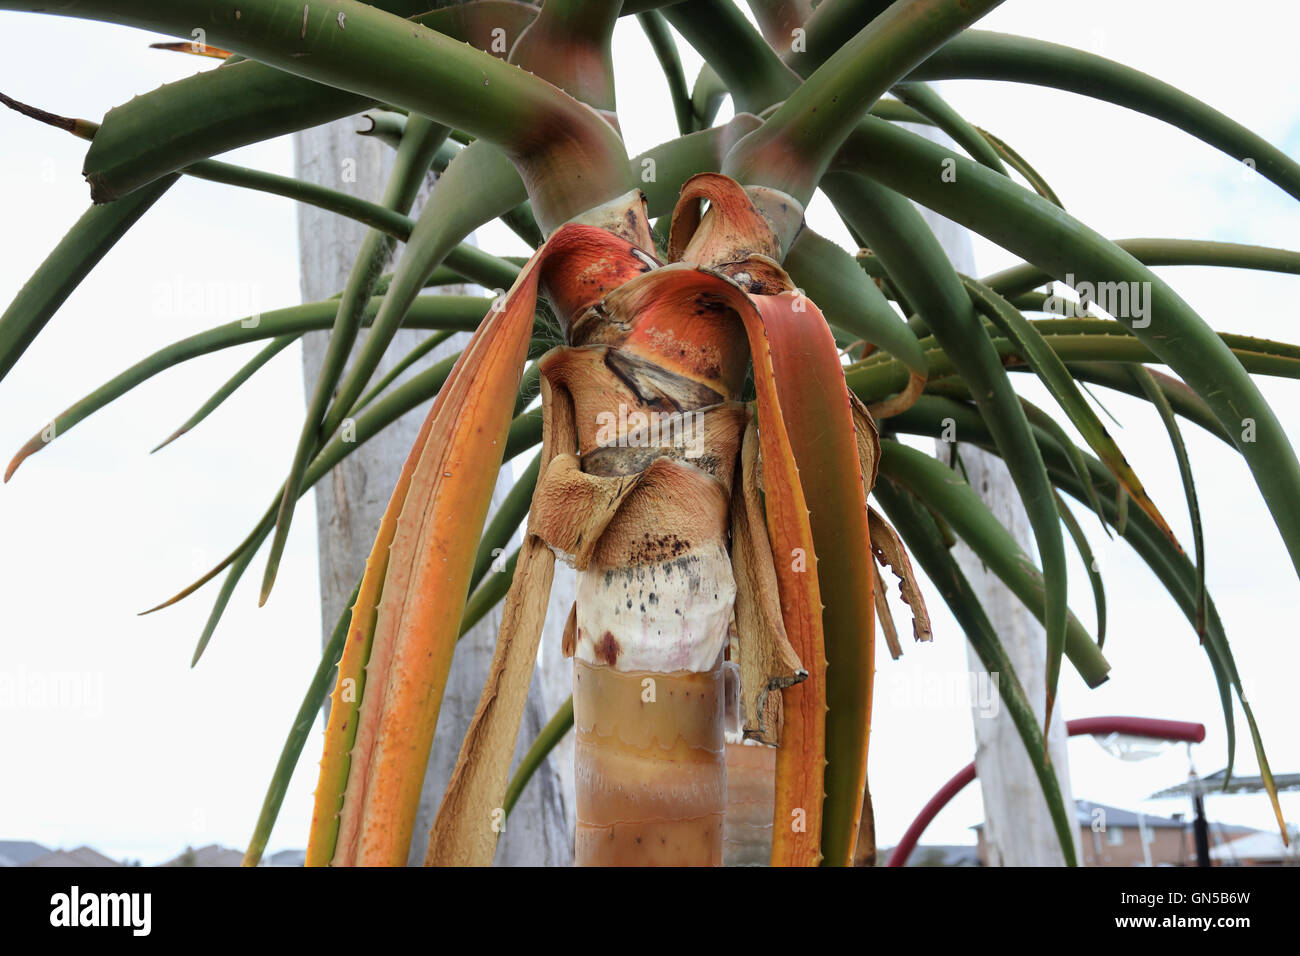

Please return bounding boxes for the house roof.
[972,799,1260,832]
[24,846,123,867]
[1073,800,1188,829]
[884,844,981,867]
[160,844,244,867]
[0,840,51,867]
[1209,828,1300,862]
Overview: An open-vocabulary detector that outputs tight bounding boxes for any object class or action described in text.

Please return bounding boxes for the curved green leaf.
[830,172,1069,725]
[837,118,1300,593]
[782,228,927,375]
[8,0,634,230]
[1130,367,1207,639]
[985,239,1300,299]
[0,175,175,384]
[152,335,295,453]
[263,115,449,604]
[503,696,574,817]
[4,295,491,482]
[891,81,1007,175]
[963,275,1175,545]
[910,31,1300,202]
[879,440,1109,689]
[242,576,358,866]
[1055,490,1107,648]
[723,0,1004,202]
[638,9,695,135]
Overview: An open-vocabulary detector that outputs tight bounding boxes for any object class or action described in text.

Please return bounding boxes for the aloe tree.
[3,0,1297,867]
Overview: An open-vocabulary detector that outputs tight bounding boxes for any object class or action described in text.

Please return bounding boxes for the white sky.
[1,1,1297,865]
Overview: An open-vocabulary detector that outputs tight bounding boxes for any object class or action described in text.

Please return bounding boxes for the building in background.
[21,845,124,867]
[1210,827,1300,866]
[974,800,1261,866]
[0,840,53,866]
[881,845,982,867]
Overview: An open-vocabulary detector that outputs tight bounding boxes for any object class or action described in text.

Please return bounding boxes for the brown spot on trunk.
[631,531,691,564]
[595,631,621,666]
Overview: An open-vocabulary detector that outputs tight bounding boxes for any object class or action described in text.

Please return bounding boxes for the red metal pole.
[888,762,978,869]
[886,716,1206,866]
[1065,716,1204,744]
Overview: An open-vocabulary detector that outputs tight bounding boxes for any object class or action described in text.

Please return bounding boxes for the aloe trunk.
[722,739,777,866]
[537,196,750,866]
[574,659,727,865]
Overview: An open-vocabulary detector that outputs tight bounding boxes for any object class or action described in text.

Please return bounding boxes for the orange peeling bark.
[755,292,877,866]
[308,222,640,866]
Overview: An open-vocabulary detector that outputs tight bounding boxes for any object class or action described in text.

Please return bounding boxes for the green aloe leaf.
[460,547,519,638]
[985,239,1300,299]
[974,126,1064,208]
[836,118,1300,593]
[303,138,531,477]
[1044,432,1283,835]
[0,176,175,384]
[663,0,797,114]
[1017,395,1109,535]
[152,336,296,453]
[186,370,544,664]
[890,81,1008,175]
[870,97,932,125]
[262,116,449,605]
[782,228,928,377]
[831,172,1069,727]
[242,576,359,866]
[504,696,574,817]
[244,437,553,861]
[879,440,1109,689]
[348,330,455,417]
[469,452,542,593]
[796,0,893,72]
[638,9,695,135]
[910,31,1300,201]
[4,295,492,482]
[690,64,727,129]
[0,90,518,387]
[962,275,1175,544]
[1130,367,1207,639]
[850,318,1300,399]
[1055,490,1107,648]
[1064,363,1231,446]
[76,0,470,200]
[723,0,1005,203]
[889,393,1286,835]
[6,0,634,229]
[358,109,419,152]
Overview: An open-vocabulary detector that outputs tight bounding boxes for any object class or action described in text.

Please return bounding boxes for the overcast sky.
[1,1,1297,865]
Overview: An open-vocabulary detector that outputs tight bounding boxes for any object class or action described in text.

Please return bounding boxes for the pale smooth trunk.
[574,658,726,865]
[722,740,776,866]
